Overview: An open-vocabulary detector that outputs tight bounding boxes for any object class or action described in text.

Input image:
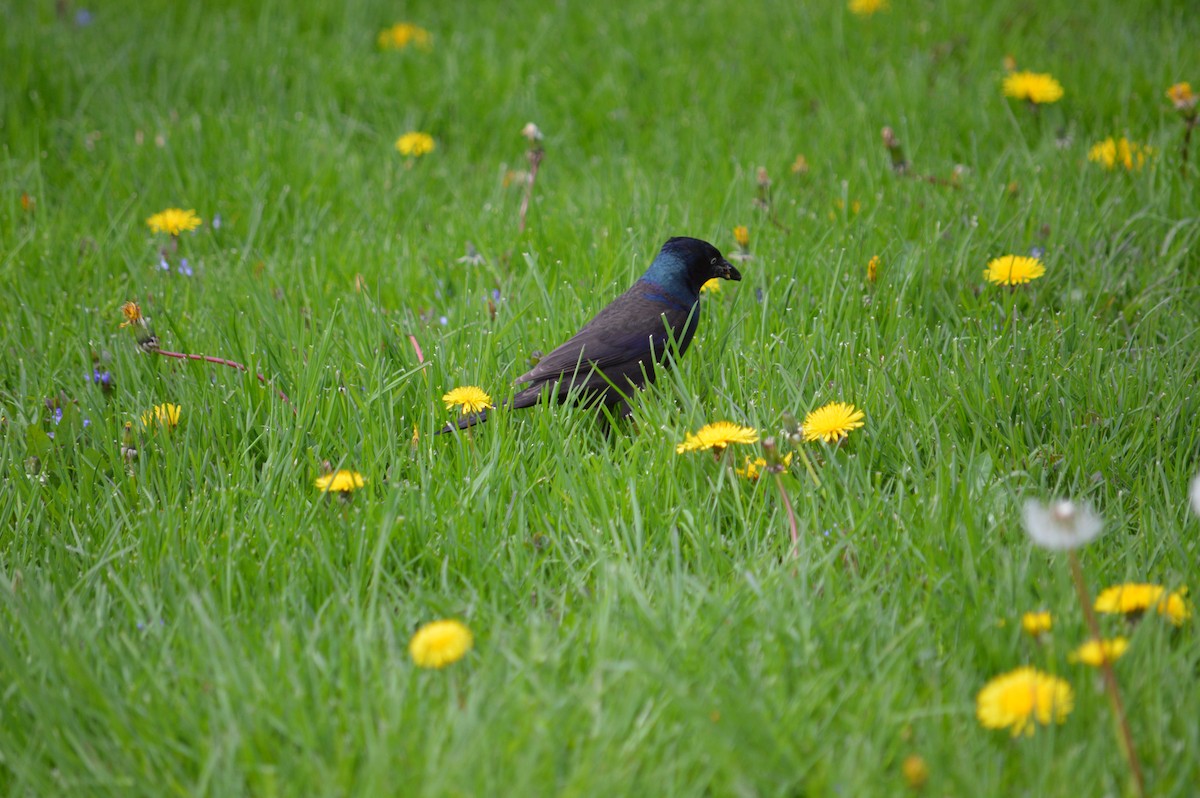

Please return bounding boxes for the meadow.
[2,0,1199,795]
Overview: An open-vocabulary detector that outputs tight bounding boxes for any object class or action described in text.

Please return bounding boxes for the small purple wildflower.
[52,407,63,425]
[212,213,222,230]
[75,9,93,26]
[158,256,170,271]
[1029,246,1045,259]
[83,418,91,428]
[439,315,449,326]
[177,258,193,277]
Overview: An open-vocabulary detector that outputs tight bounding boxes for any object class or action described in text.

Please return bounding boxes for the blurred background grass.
[1,0,1198,795]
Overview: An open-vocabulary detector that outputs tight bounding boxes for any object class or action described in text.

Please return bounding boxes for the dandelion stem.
[1182,118,1196,178]
[407,333,425,364]
[794,446,822,489]
[1068,551,1145,798]
[153,349,295,412]
[518,146,544,233]
[772,471,800,558]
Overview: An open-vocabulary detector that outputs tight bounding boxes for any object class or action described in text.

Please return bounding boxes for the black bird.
[442,236,741,432]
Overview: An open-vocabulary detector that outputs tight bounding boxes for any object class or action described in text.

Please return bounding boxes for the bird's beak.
[719,260,742,281]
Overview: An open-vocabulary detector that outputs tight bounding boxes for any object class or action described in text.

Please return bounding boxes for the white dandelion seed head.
[1021,498,1104,551]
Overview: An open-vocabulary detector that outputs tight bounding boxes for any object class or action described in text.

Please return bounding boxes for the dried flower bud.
[521,122,544,143]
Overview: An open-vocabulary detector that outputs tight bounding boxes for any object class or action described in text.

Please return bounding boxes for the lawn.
[2,0,1199,795]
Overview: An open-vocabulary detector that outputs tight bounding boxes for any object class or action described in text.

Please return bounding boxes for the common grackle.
[441,236,741,432]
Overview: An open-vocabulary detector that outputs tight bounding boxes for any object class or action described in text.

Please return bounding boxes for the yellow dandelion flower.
[1087,137,1152,171]
[396,132,435,157]
[984,255,1045,286]
[1021,611,1052,637]
[976,666,1073,736]
[733,225,750,249]
[791,154,809,174]
[1069,637,1129,667]
[676,421,759,454]
[146,208,202,236]
[801,402,865,443]
[867,255,880,283]
[1166,82,1198,113]
[377,22,431,51]
[1002,71,1064,105]
[442,386,493,416]
[409,619,473,669]
[700,278,722,294]
[314,470,365,494]
[1095,583,1191,626]
[140,403,181,430]
[848,0,888,17]
[901,754,929,790]
[119,300,144,328]
[1088,138,1118,168]
[735,452,793,480]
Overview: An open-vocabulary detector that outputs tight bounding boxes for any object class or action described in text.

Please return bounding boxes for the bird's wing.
[515,286,696,388]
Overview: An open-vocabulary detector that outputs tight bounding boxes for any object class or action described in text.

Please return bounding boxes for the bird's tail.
[435,408,491,435]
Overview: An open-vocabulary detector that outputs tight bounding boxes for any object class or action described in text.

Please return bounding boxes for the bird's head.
[646,236,742,294]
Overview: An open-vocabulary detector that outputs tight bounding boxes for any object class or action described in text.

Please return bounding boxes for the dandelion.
[395,132,435,157]
[1087,137,1153,171]
[1021,499,1103,551]
[801,402,865,443]
[377,22,431,50]
[1096,584,1191,626]
[848,0,888,17]
[314,469,365,494]
[140,403,181,430]
[1021,611,1053,637]
[409,619,474,669]
[442,386,493,416]
[1189,472,1200,518]
[1167,82,1198,115]
[976,666,1073,736]
[733,226,750,249]
[984,254,1045,286]
[146,208,201,236]
[867,255,880,283]
[1070,637,1130,667]
[736,452,793,480]
[700,278,722,294]
[120,420,138,463]
[1002,71,1064,105]
[901,755,929,790]
[676,421,759,454]
[791,154,809,175]
[119,301,144,328]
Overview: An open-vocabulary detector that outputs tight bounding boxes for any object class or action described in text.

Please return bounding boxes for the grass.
[2,0,1199,794]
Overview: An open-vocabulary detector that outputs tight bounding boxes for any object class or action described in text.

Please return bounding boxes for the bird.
[441,236,741,432]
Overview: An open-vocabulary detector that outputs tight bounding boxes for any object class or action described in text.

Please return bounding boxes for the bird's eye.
[710,257,717,265]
